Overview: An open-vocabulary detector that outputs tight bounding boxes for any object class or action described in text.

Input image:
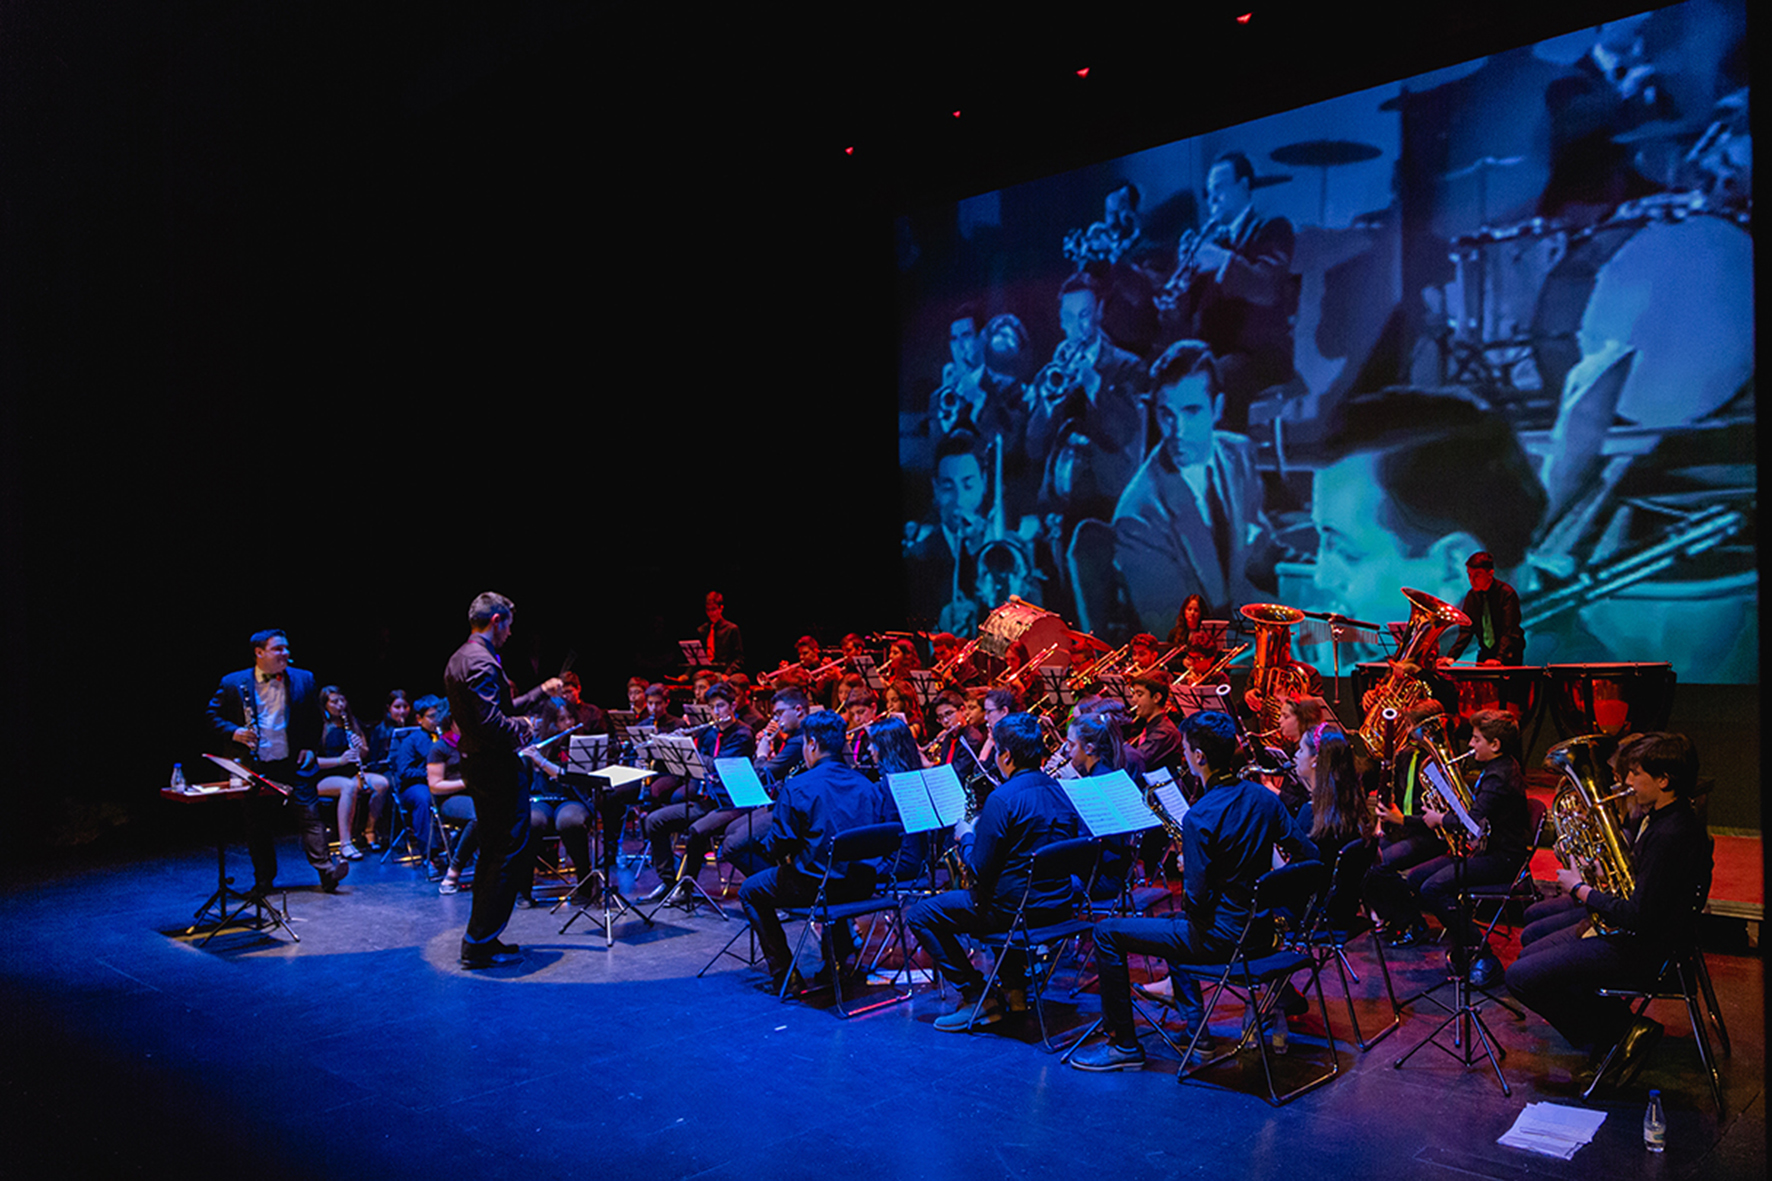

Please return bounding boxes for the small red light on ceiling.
[845,146,854,155]
[1076,67,1090,78]
[1236,12,1252,22]
[952,110,961,118]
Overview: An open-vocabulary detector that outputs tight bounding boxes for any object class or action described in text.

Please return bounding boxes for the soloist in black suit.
[205,666,332,889]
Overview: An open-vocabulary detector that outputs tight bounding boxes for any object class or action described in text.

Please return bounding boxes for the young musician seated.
[737,710,891,992]
[1125,675,1183,776]
[1177,639,1227,686]
[391,694,449,867]
[1506,732,1709,1090]
[640,682,755,903]
[1364,709,1529,987]
[1071,710,1314,1071]
[1363,700,1451,944]
[720,687,810,878]
[428,709,480,896]
[905,712,1082,1030]
[316,686,394,860]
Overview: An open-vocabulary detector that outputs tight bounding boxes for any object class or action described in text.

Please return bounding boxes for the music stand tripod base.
[1391,848,1509,1095]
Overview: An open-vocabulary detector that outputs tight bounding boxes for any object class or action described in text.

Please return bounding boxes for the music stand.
[1169,685,1222,717]
[1392,793,1514,1095]
[906,669,942,707]
[1098,673,1130,706]
[183,755,302,945]
[1036,667,1077,717]
[852,654,887,692]
[555,758,658,946]
[683,703,714,726]
[885,762,969,894]
[679,639,710,669]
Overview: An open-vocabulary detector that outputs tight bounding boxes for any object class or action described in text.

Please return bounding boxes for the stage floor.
[0,835,1762,1181]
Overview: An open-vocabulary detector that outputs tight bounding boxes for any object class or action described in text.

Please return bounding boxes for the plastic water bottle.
[1643,1089,1666,1152]
[170,763,186,790]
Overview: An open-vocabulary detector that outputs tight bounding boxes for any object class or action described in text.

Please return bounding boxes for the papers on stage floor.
[1498,1102,1607,1159]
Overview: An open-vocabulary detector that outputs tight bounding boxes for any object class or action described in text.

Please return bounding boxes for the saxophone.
[1241,604,1309,737]
[1545,735,1637,934]
[1357,588,1469,757]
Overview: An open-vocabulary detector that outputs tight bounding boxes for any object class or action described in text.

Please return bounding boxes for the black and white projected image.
[895,0,1754,684]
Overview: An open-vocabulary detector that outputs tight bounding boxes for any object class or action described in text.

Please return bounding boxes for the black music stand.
[638,734,726,918]
[679,639,710,670]
[852,654,887,692]
[1036,668,1077,719]
[1392,806,1515,1095]
[555,753,657,946]
[180,756,303,946]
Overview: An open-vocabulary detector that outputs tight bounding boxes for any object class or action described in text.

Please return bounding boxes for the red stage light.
[1076,67,1089,78]
[845,146,854,155]
[952,110,961,118]
[1236,12,1252,22]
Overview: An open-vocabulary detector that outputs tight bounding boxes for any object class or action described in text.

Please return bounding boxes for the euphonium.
[1408,714,1484,850]
[1241,603,1309,737]
[1545,735,1636,934]
[1357,588,1469,756]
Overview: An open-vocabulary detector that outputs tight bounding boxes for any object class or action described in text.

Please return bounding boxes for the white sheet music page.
[885,772,943,834]
[922,762,970,827]
[713,757,772,808]
[1059,769,1160,837]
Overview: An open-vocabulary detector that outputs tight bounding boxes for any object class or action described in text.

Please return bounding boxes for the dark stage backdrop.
[895,0,1756,687]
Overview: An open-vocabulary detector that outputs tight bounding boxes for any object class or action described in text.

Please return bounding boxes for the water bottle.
[1271,1019,1288,1055]
[1643,1089,1666,1153]
[171,763,187,790]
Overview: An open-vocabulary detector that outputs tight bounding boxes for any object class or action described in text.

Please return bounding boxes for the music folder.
[711,757,774,809]
[885,763,968,834]
[1058,768,1161,838]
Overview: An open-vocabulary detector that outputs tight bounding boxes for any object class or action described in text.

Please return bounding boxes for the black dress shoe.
[319,861,349,893]
[513,893,539,909]
[1280,982,1310,1018]
[460,941,523,968]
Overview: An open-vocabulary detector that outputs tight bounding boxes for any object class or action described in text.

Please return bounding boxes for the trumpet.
[759,655,844,686]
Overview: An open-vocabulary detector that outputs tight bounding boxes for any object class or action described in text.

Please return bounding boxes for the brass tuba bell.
[1240,603,1308,737]
[1357,588,1469,758]
[1545,735,1636,934]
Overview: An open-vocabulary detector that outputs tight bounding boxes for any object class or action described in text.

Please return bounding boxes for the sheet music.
[584,765,654,789]
[1170,685,1222,716]
[712,757,773,808]
[1058,769,1161,837]
[922,762,970,827]
[1152,781,1190,828]
[563,734,610,772]
[885,771,943,834]
[1423,765,1485,842]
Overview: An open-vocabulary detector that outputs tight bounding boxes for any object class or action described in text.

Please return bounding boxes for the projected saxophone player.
[905,429,992,632]
[1158,151,1298,431]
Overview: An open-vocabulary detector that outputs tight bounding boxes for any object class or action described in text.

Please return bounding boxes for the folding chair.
[1171,861,1340,1106]
[1305,837,1401,1051]
[777,822,915,1018]
[1467,797,1549,942]
[1585,856,1730,1109]
[963,837,1102,1050]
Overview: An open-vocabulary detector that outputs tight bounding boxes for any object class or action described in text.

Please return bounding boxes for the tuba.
[1357,588,1469,758]
[1408,714,1485,851]
[1545,735,1636,934]
[1241,603,1309,737]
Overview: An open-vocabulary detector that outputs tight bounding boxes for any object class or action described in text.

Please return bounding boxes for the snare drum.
[1546,662,1676,738]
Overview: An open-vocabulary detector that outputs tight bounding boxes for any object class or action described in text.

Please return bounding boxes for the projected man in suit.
[1113,341,1267,635]
[1304,388,1546,648]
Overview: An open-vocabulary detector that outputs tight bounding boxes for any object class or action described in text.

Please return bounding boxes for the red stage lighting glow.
[1236,12,1252,22]
[952,110,961,118]
[845,146,854,155]
[1076,67,1089,78]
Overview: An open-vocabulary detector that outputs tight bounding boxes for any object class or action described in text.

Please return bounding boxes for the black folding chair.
[1467,797,1549,943]
[777,822,914,1018]
[964,836,1102,1050]
[1585,852,1730,1109]
[1171,861,1340,1106]
[1305,838,1401,1052]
